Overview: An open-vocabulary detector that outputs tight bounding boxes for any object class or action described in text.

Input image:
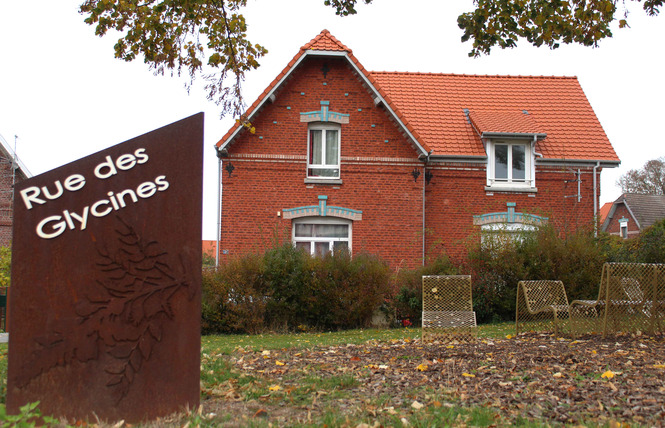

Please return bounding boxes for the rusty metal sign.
[7,113,203,423]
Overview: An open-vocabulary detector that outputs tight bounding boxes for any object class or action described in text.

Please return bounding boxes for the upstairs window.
[487,140,534,190]
[308,124,340,179]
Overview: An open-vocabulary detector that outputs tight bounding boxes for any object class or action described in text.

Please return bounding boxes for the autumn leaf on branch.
[458,0,663,57]
[77,0,372,119]
[78,0,268,119]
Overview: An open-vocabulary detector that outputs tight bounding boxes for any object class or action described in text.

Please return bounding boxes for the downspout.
[593,161,600,237]
[532,136,543,188]
[216,148,223,267]
[422,151,432,266]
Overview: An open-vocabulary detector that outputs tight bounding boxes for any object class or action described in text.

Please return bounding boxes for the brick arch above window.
[472,202,548,227]
[300,101,350,124]
[282,195,362,221]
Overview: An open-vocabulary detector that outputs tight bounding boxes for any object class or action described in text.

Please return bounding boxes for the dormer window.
[486,140,535,191]
[308,123,340,179]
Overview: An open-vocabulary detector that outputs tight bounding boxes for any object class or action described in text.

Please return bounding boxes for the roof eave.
[218,49,431,158]
[428,154,487,163]
[217,51,311,152]
[536,158,621,168]
[481,132,547,140]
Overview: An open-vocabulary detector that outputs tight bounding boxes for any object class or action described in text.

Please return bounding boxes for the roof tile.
[217,31,619,163]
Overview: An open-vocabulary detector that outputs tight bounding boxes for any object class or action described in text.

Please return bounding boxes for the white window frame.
[292,217,351,256]
[307,123,341,179]
[486,139,535,190]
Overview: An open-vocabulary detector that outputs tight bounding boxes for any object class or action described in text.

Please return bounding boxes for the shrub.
[631,218,665,263]
[0,246,10,288]
[262,244,312,330]
[308,251,392,330]
[467,224,605,322]
[201,252,267,334]
[201,245,392,334]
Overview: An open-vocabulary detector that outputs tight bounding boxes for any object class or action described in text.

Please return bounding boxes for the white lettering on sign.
[21,147,171,240]
[36,175,170,239]
[94,148,149,179]
[20,174,86,209]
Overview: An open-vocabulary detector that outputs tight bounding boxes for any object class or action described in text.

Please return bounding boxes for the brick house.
[214,30,620,269]
[0,134,31,247]
[601,193,665,239]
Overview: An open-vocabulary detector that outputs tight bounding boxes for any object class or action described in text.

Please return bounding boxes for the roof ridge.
[369,71,578,79]
[300,29,352,53]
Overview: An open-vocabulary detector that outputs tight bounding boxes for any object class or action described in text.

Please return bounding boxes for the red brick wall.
[220,57,424,269]
[219,56,603,268]
[424,164,600,262]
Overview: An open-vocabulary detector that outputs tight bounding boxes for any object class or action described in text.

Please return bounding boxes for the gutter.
[593,161,600,237]
[422,151,431,266]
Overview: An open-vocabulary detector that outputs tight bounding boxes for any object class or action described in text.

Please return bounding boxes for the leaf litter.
[151,333,665,426]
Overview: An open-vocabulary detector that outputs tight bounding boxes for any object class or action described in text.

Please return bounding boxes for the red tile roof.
[302,29,350,52]
[599,202,613,223]
[468,110,544,135]
[217,30,619,163]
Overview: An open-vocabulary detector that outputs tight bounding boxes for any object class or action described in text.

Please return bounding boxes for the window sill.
[485,186,537,193]
[305,178,343,185]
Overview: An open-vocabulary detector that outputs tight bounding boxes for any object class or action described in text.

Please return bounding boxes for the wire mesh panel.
[422,275,476,342]
[570,263,665,337]
[516,280,570,335]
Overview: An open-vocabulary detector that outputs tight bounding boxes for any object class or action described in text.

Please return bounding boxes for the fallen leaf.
[268,385,281,391]
[417,364,429,372]
[462,373,476,378]
[601,370,615,379]
[275,360,285,366]
[411,400,424,410]
[553,372,563,378]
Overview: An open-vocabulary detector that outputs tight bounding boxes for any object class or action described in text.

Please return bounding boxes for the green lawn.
[202,323,515,354]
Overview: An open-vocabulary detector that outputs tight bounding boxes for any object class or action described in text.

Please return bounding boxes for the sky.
[1,0,663,240]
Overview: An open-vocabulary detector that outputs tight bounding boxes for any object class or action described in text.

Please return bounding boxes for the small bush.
[631,218,665,263]
[468,224,605,322]
[309,251,392,330]
[201,245,392,334]
[201,252,267,335]
[0,246,10,288]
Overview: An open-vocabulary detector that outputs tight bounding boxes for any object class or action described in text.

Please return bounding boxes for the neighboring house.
[0,134,31,247]
[202,240,217,260]
[214,30,620,269]
[601,194,665,239]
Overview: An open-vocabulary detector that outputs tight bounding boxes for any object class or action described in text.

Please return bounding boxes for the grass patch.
[201,322,515,355]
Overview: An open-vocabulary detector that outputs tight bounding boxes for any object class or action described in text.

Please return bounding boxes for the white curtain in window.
[310,130,322,164]
[326,130,338,165]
